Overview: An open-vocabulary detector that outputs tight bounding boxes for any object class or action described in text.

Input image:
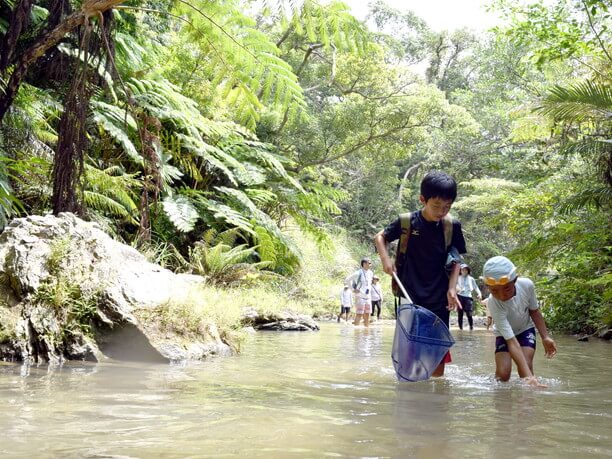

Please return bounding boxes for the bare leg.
[364,312,370,327]
[495,352,512,381]
[353,313,363,326]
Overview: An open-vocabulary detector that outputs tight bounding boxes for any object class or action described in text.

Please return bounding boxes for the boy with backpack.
[373,171,466,377]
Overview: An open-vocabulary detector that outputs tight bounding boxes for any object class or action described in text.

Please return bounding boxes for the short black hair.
[420,171,457,202]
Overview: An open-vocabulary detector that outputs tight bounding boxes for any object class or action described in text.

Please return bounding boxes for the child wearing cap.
[370,276,383,320]
[483,256,557,387]
[456,263,482,330]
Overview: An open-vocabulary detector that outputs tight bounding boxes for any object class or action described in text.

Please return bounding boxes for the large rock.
[0,213,231,363]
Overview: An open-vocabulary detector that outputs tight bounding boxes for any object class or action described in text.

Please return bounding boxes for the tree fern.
[254,224,278,268]
[215,186,302,261]
[172,0,307,130]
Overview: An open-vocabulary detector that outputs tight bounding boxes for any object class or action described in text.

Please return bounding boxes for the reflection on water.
[0,323,611,458]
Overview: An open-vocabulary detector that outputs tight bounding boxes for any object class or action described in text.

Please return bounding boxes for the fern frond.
[83,163,140,223]
[83,191,135,221]
[91,100,141,162]
[536,80,612,122]
[176,133,238,185]
[558,186,612,214]
[162,194,199,232]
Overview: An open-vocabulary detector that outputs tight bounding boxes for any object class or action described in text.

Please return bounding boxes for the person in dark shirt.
[373,171,466,377]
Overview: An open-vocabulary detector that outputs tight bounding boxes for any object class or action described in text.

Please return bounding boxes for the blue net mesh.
[392,303,455,382]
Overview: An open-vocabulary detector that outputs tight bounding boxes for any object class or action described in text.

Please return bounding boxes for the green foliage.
[187,234,271,286]
[34,237,101,340]
[171,0,308,130]
[537,80,612,122]
[0,305,18,344]
[83,162,140,224]
[493,0,612,68]
[162,194,200,233]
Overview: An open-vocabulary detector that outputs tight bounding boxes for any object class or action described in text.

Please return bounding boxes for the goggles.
[483,268,517,286]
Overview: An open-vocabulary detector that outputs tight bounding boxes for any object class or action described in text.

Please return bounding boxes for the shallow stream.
[1,323,610,458]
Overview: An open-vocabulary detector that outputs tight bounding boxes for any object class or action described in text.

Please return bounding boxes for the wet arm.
[447,262,461,311]
[529,309,557,357]
[506,337,534,378]
[374,231,394,276]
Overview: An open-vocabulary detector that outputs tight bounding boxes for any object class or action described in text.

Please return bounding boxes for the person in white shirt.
[346,257,374,327]
[456,263,482,330]
[338,285,353,322]
[370,276,383,320]
[483,256,557,387]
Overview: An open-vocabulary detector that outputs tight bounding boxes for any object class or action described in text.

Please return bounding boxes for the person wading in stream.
[374,171,466,377]
[483,256,557,387]
[456,263,482,330]
[346,258,374,327]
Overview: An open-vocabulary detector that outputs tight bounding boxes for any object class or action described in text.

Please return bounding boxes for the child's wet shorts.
[355,294,372,314]
[495,327,536,353]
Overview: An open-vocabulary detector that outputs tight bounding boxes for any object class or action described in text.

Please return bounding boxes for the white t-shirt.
[340,288,353,308]
[488,277,539,340]
[347,268,373,299]
[457,275,481,298]
[371,283,382,302]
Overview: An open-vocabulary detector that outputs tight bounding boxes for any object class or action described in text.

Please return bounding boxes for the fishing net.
[392,303,455,382]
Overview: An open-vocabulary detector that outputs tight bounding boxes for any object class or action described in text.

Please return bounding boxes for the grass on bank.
[140,224,363,350]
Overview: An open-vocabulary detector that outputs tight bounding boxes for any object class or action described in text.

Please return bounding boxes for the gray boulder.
[0,213,231,363]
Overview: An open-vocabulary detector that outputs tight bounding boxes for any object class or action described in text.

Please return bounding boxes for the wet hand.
[522,375,547,388]
[446,289,462,311]
[382,261,395,276]
[542,337,557,358]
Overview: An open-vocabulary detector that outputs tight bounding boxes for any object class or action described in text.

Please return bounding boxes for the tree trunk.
[0,0,34,72]
[0,0,125,123]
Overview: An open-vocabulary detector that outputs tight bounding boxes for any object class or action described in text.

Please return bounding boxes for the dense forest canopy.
[0,0,610,333]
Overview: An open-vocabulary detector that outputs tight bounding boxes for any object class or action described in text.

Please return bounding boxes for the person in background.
[374,171,466,377]
[338,285,353,323]
[370,276,383,320]
[346,257,374,327]
[456,263,482,330]
[483,256,557,387]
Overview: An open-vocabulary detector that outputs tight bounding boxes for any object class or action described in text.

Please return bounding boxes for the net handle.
[392,271,414,304]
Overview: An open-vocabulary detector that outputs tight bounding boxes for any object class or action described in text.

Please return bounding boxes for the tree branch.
[581,0,612,63]
[298,121,432,170]
[0,0,125,123]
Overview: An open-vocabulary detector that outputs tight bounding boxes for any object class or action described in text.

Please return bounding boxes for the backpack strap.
[392,212,412,298]
[442,214,453,248]
[397,212,412,257]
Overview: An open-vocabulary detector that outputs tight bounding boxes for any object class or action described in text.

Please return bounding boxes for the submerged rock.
[241,307,319,331]
[598,328,612,340]
[0,213,230,364]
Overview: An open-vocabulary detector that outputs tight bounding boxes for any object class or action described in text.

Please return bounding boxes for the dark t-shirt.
[383,211,466,307]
